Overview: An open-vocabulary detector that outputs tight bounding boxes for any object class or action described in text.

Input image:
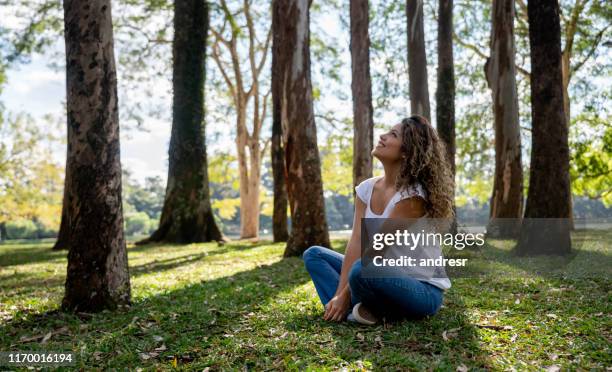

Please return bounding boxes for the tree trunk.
[406,0,431,120]
[61,0,130,312]
[138,0,223,244]
[485,0,523,238]
[516,0,571,255]
[53,157,70,250]
[277,0,330,257]
[271,0,289,243]
[435,0,456,232]
[561,51,571,126]
[235,106,261,239]
[0,222,6,242]
[350,0,374,194]
[561,52,575,229]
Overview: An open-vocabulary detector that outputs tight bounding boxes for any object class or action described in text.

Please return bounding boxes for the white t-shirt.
[355,175,427,218]
[354,175,452,290]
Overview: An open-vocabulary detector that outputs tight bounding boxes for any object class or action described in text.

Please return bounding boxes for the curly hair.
[394,115,455,219]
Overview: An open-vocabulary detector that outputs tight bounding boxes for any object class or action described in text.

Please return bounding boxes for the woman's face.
[371,123,404,162]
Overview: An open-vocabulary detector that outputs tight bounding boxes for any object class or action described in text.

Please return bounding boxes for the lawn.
[0,230,610,370]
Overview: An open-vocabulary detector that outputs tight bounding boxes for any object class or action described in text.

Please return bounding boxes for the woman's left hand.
[323,287,351,322]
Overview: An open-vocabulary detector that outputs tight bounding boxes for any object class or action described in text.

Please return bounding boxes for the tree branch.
[564,0,589,57]
[515,0,528,20]
[453,32,531,79]
[210,40,237,103]
[571,25,610,74]
[119,23,171,44]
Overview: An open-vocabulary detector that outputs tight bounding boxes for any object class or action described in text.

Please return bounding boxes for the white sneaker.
[352,302,379,325]
[347,312,357,322]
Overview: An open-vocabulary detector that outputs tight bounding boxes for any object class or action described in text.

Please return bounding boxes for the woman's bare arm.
[323,196,365,321]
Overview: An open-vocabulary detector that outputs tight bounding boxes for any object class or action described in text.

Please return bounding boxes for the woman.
[303,115,454,324]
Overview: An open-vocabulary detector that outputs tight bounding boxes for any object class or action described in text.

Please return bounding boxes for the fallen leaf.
[41,331,53,344]
[154,344,167,352]
[545,365,560,372]
[356,333,365,341]
[456,363,468,372]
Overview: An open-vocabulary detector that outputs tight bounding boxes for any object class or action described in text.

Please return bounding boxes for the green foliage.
[4,219,37,239]
[456,174,491,208]
[123,173,165,220]
[0,113,63,228]
[121,171,164,236]
[570,111,612,205]
[320,121,354,197]
[208,151,241,224]
[124,212,155,237]
[2,0,63,65]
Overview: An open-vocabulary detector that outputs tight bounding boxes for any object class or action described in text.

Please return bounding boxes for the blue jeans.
[303,245,444,320]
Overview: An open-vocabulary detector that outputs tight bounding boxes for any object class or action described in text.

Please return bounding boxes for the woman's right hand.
[323,287,351,322]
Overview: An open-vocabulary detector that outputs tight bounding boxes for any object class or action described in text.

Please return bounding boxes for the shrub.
[6,219,38,239]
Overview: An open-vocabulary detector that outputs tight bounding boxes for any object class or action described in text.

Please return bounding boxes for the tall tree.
[276,0,330,257]
[61,0,130,311]
[435,1,455,177]
[406,0,431,120]
[435,0,456,231]
[516,0,571,255]
[209,0,273,239]
[350,0,374,193]
[484,0,523,238]
[139,0,223,244]
[271,0,289,243]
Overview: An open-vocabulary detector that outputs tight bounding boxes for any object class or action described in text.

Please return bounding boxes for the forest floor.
[0,230,610,370]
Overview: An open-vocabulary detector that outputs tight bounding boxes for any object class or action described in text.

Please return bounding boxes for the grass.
[0,230,610,371]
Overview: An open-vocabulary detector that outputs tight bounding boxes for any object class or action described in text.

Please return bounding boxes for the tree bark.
[277,0,330,257]
[236,105,261,239]
[53,154,70,250]
[516,0,571,255]
[406,0,431,120]
[435,0,457,232]
[271,0,289,243]
[61,0,130,312]
[0,222,6,242]
[138,0,223,244]
[485,0,523,238]
[350,0,374,194]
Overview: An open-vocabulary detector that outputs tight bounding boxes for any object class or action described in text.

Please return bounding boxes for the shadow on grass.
[1,241,279,301]
[282,289,491,369]
[478,232,611,280]
[0,244,66,268]
[127,239,272,255]
[0,237,273,268]
[0,256,310,368]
